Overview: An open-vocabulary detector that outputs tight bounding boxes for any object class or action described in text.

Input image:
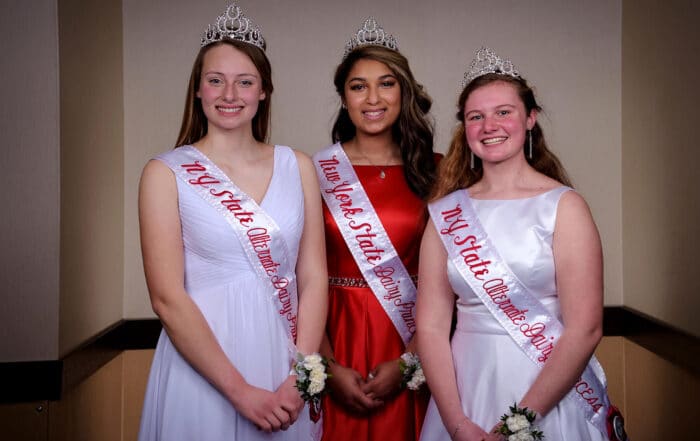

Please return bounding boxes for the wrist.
[450,415,469,440]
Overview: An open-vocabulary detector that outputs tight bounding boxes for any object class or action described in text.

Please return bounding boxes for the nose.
[223,82,237,101]
[366,85,379,105]
[483,114,498,132]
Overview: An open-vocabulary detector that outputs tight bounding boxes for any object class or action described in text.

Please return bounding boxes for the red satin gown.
[322,164,430,441]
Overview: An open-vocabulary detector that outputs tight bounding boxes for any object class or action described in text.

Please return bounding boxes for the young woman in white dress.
[137,3,327,440]
[417,47,617,441]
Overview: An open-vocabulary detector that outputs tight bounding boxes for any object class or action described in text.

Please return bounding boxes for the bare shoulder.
[291,149,318,180]
[558,190,593,218]
[555,190,599,239]
[140,159,176,191]
[291,148,313,166]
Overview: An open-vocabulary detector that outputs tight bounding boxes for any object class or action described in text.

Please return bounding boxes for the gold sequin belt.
[328,275,418,288]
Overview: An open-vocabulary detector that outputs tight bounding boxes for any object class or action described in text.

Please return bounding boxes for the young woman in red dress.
[312,18,439,441]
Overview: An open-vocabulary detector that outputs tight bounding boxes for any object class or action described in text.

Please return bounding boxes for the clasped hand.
[234,375,304,432]
[328,358,402,414]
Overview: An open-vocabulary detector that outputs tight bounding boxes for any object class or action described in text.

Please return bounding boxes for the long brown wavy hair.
[175,39,273,147]
[431,73,572,200]
[332,46,436,200]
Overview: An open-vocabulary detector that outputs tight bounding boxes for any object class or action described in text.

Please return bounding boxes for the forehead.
[464,81,522,111]
[201,44,259,75]
[347,58,394,80]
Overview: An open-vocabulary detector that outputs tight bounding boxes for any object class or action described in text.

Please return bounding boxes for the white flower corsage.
[496,403,544,441]
[292,352,329,422]
[398,352,425,390]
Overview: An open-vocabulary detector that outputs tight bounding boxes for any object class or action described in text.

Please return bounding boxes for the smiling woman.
[136,2,328,441]
[311,17,438,441]
[418,47,624,441]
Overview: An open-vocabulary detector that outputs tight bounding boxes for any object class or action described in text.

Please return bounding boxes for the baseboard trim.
[1,307,698,403]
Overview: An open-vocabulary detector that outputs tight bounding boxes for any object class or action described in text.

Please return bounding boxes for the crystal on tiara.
[201,2,265,50]
[343,17,399,58]
[461,47,520,87]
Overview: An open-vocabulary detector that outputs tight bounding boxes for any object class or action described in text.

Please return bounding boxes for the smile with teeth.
[217,106,243,114]
[481,136,508,145]
[363,109,385,120]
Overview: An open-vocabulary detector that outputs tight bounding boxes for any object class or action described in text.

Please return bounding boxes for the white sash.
[158,146,299,346]
[313,143,416,345]
[429,189,610,436]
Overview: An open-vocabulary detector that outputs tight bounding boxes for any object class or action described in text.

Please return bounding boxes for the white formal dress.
[420,187,607,441]
[138,145,319,441]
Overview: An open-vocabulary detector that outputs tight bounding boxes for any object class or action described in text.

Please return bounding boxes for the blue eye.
[467,114,482,121]
[381,80,396,88]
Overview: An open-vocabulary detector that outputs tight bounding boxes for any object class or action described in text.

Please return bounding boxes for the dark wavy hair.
[432,73,572,200]
[332,45,436,199]
[175,39,273,147]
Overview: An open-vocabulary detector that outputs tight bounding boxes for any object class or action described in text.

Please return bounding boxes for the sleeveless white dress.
[420,187,607,441]
[138,145,319,441]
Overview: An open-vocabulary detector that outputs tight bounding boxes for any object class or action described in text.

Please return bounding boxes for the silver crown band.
[343,17,399,58]
[461,47,520,87]
[201,2,265,50]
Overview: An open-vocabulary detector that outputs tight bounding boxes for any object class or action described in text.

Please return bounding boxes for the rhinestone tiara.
[461,47,520,87]
[201,2,265,50]
[343,17,399,59]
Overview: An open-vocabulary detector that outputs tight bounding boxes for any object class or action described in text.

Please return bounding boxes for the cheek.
[464,124,481,144]
[197,85,216,102]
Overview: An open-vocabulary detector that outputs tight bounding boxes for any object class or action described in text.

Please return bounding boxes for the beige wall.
[4,0,698,365]
[123,0,624,318]
[0,0,61,361]
[58,0,125,355]
[622,0,700,337]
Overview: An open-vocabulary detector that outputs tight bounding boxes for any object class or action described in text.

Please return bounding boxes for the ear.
[526,109,538,130]
[259,91,266,101]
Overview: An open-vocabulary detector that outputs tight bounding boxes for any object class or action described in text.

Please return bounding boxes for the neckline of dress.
[468,185,567,202]
[185,144,278,207]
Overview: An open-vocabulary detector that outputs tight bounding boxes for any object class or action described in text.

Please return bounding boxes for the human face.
[197,44,266,134]
[463,81,536,166]
[343,59,401,137]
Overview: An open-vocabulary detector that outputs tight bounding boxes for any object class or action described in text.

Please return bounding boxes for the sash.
[158,146,299,346]
[312,143,416,345]
[429,189,610,436]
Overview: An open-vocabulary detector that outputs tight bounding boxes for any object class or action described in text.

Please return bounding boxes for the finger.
[256,419,272,433]
[272,407,291,426]
[355,391,381,409]
[265,413,283,432]
[279,399,301,421]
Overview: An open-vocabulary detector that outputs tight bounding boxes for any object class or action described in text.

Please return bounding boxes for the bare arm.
[417,220,489,440]
[139,160,291,432]
[272,151,330,421]
[292,151,328,356]
[516,191,604,417]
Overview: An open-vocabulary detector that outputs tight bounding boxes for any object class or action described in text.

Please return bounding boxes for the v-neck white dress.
[138,145,318,441]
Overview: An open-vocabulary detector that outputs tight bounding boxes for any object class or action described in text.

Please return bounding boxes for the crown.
[201,2,265,50]
[461,47,520,87]
[343,17,399,58]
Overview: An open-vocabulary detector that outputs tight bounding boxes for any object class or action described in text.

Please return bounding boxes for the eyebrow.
[347,73,397,83]
[465,104,517,113]
[203,71,259,78]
